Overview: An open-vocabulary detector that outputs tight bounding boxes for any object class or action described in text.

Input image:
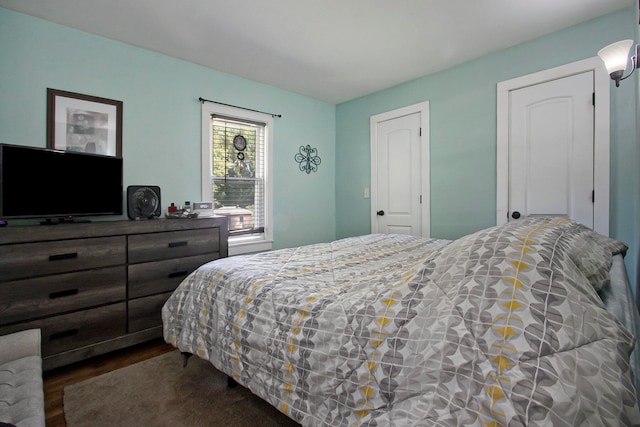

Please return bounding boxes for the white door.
[508,71,594,228]
[370,102,430,237]
[496,56,611,235]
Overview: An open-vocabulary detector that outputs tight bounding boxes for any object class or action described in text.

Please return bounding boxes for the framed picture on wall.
[47,88,123,157]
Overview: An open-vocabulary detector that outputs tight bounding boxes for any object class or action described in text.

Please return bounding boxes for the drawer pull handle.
[168,241,188,248]
[49,252,78,261]
[168,270,189,279]
[49,289,79,299]
[50,329,79,341]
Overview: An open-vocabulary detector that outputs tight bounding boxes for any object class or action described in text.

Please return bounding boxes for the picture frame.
[47,88,123,157]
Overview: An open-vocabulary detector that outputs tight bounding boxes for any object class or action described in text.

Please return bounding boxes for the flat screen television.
[0,143,123,221]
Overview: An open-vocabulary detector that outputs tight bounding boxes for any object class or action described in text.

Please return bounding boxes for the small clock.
[233,135,247,151]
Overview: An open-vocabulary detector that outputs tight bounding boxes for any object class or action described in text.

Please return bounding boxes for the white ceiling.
[0,0,633,104]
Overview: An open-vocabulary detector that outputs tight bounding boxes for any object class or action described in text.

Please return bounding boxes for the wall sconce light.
[597,39,638,87]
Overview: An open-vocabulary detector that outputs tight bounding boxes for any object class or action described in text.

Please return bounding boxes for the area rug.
[64,350,300,427]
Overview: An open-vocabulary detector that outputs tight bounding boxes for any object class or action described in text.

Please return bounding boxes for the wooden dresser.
[0,217,228,370]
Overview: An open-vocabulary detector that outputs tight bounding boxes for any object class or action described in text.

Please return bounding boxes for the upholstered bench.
[0,329,45,427]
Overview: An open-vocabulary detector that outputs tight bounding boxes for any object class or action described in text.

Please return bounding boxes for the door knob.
[511,211,521,219]
[377,210,385,216]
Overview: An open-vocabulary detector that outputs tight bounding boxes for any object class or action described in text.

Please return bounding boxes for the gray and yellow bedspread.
[162,217,640,426]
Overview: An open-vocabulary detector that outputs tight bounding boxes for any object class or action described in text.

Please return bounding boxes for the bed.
[162,217,640,426]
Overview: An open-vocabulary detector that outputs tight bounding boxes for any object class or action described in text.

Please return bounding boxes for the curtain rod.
[199,97,282,118]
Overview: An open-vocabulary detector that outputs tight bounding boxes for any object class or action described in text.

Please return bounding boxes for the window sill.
[228,237,273,256]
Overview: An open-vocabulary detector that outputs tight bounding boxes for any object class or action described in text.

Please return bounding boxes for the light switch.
[364,187,370,199]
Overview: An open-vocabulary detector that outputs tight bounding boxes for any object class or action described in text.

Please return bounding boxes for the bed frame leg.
[179,351,236,388]
[227,376,238,388]
[181,352,192,368]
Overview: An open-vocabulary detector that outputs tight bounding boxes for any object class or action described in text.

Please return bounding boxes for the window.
[201,103,273,255]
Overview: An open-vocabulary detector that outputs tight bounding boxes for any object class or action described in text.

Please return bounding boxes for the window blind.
[210,115,265,236]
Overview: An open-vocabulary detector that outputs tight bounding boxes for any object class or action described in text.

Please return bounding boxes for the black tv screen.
[0,144,123,220]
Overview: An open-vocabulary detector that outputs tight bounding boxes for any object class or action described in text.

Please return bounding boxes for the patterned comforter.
[162,217,640,426]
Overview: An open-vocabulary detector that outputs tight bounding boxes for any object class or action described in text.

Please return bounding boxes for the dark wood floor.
[43,338,175,427]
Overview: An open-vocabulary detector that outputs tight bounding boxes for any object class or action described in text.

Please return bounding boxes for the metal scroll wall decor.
[295,145,321,174]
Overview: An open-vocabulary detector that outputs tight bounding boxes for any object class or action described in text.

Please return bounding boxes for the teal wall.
[336,7,639,291]
[636,4,640,303]
[1,6,638,291]
[0,7,336,250]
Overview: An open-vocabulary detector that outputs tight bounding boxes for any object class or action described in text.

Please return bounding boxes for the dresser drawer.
[128,292,173,333]
[128,254,215,299]
[128,228,220,264]
[0,236,126,281]
[0,303,126,357]
[0,266,126,326]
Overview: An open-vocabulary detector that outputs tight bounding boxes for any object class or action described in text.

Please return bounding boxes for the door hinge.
[419,127,422,136]
[419,195,422,204]
[592,92,595,106]
[592,190,595,203]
